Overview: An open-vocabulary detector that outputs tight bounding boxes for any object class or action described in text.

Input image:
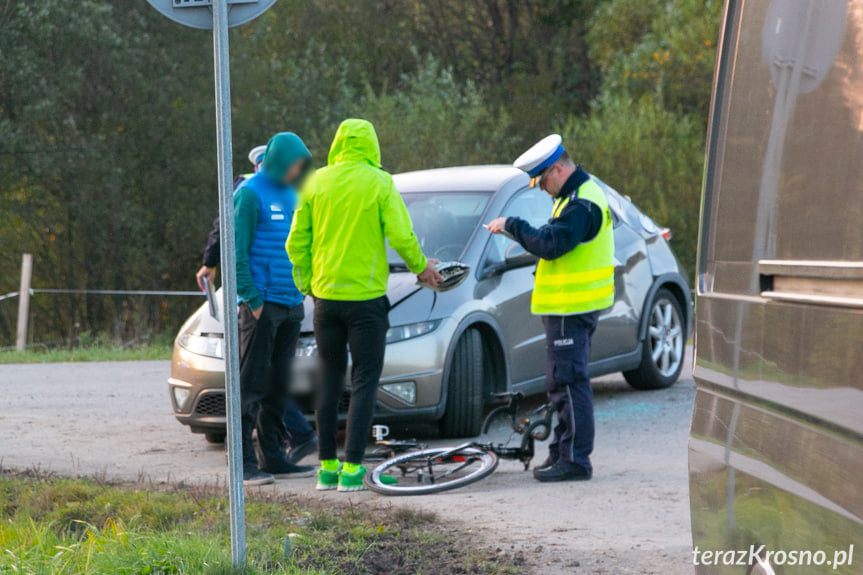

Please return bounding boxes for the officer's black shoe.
[533,460,592,483]
[534,454,558,471]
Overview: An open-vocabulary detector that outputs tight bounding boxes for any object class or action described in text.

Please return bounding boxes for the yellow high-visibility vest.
[532,178,615,315]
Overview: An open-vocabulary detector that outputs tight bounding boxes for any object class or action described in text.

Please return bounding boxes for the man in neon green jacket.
[288,118,442,491]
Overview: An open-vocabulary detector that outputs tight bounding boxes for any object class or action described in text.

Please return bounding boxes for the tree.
[589,0,722,120]
[561,95,704,275]
[0,1,213,343]
[0,0,720,344]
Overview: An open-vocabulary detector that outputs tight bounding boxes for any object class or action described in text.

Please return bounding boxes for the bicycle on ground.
[363,392,553,496]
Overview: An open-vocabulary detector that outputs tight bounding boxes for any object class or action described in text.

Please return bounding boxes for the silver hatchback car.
[169,165,691,440]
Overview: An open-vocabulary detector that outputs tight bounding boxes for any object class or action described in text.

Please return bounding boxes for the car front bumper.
[168,324,452,431]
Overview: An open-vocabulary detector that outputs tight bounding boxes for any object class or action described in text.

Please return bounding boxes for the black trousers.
[313,296,389,464]
[542,311,599,472]
[238,301,312,472]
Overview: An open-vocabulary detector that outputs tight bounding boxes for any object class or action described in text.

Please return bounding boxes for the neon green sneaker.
[316,466,340,491]
[337,465,368,492]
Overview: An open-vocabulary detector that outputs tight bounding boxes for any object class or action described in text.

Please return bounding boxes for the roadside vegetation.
[0,344,171,364]
[0,331,172,364]
[0,471,520,574]
[0,0,721,347]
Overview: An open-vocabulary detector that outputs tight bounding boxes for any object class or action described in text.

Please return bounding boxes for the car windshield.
[387,192,491,267]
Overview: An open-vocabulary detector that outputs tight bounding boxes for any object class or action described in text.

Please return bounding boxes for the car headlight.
[172,386,191,410]
[385,320,440,344]
[177,332,223,359]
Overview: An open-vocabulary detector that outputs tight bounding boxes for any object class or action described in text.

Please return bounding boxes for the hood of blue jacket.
[261,132,312,183]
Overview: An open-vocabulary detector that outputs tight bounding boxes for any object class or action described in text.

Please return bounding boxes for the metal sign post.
[146,0,277,568]
[211,0,245,566]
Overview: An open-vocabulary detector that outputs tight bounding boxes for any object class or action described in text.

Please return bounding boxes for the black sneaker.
[243,469,275,487]
[286,436,318,465]
[261,459,316,479]
[533,460,592,483]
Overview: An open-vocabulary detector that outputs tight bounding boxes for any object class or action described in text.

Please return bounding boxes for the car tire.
[205,431,226,444]
[439,328,484,438]
[624,288,685,390]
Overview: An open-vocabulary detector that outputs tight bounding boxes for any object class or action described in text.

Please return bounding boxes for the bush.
[354,57,518,172]
[560,94,705,277]
[588,0,722,120]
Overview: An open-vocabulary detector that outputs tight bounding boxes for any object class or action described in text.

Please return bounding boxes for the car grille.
[192,390,350,416]
[194,392,226,417]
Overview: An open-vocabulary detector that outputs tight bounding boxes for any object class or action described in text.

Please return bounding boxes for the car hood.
[387,271,425,307]
[192,275,433,337]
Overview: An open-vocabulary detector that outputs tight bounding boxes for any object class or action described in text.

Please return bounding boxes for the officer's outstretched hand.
[484,217,507,235]
[418,258,444,288]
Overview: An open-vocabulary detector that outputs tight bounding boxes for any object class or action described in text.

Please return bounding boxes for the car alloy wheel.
[647,297,684,378]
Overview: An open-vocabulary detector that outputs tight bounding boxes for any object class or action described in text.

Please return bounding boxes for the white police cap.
[248,145,267,166]
[513,134,565,183]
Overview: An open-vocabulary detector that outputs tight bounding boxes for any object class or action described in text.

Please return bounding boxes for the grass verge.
[0,345,172,364]
[0,471,522,574]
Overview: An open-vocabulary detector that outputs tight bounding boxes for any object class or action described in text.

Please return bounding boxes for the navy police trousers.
[542,311,599,472]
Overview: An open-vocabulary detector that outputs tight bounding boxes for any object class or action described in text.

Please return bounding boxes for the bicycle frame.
[382,392,554,471]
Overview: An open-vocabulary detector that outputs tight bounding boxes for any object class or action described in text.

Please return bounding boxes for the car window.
[387,192,491,264]
[486,187,553,264]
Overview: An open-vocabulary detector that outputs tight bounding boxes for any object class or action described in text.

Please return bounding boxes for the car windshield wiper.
[389,262,410,272]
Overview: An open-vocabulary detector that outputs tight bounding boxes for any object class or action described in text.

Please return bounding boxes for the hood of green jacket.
[262,132,312,184]
[327,119,381,168]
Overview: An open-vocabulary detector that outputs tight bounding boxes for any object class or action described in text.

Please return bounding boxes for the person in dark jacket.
[196,145,266,291]
[234,133,317,486]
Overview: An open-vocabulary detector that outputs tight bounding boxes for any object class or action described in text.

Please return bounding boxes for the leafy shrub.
[354,57,517,172]
[560,94,705,276]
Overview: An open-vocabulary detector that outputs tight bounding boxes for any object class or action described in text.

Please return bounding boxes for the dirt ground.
[0,350,696,574]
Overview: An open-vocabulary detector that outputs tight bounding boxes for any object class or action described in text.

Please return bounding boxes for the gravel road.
[0,351,695,574]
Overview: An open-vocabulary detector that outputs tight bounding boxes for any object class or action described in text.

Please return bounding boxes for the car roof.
[393,165,526,193]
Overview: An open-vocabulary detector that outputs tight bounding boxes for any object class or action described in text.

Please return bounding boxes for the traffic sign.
[146,0,277,29]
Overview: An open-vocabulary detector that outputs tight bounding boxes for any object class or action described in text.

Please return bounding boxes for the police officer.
[486,134,614,482]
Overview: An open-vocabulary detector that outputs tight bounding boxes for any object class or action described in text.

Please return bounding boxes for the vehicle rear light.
[660,228,672,241]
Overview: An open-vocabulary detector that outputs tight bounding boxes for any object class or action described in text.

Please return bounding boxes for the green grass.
[0,472,520,575]
[0,345,172,364]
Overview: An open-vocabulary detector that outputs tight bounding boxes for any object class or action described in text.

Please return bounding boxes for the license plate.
[289,367,315,394]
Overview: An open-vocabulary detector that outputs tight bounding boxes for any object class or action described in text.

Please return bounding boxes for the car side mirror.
[504,242,538,269]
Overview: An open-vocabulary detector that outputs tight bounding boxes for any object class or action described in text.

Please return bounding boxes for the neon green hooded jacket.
[287,119,427,301]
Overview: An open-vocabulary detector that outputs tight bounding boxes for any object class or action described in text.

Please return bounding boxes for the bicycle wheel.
[364,446,498,496]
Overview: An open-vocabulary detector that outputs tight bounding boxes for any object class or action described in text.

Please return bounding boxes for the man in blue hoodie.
[195,142,316,467]
[235,132,316,486]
